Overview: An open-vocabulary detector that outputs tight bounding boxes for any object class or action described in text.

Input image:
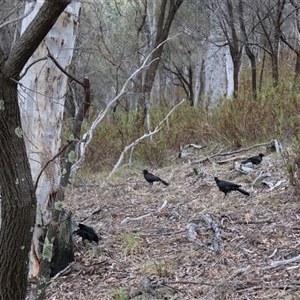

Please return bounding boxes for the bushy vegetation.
[211,79,300,147]
[80,78,300,179]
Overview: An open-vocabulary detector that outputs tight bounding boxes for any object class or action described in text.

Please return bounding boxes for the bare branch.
[47,48,84,87]
[191,140,276,165]
[19,57,48,80]
[34,142,71,192]
[0,1,36,30]
[107,98,186,178]
[120,200,168,225]
[71,34,181,174]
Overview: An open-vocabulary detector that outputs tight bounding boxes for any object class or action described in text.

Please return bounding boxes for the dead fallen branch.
[138,229,185,237]
[252,172,272,187]
[224,253,300,284]
[81,206,103,222]
[128,277,178,299]
[51,260,109,279]
[178,143,206,158]
[191,140,275,165]
[234,218,273,224]
[186,213,221,252]
[262,254,300,270]
[120,200,168,225]
[228,265,251,280]
[236,283,300,293]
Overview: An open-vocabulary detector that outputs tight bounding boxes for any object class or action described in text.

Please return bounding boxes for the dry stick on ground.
[51,260,109,279]
[80,206,103,222]
[128,278,180,299]
[227,265,251,280]
[236,284,300,294]
[262,253,300,270]
[120,200,168,225]
[224,253,300,284]
[190,140,275,165]
[178,143,206,158]
[138,230,185,237]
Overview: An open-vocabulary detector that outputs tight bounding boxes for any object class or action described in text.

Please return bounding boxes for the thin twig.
[0,1,36,29]
[47,48,84,87]
[108,99,185,178]
[34,142,71,192]
[120,200,168,225]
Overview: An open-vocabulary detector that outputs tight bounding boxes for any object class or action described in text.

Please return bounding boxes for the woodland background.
[1,0,300,299]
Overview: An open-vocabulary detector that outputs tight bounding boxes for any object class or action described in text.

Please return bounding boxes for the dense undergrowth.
[80,79,299,168]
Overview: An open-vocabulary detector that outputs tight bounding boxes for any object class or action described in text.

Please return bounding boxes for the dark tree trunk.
[143,0,184,95]
[238,0,257,99]
[226,0,242,99]
[0,78,37,300]
[295,52,300,87]
[36,196,73,300]
[257,0,286,87]
[137,0,183,125]
[50,77,92,277]
[0,1,71,299]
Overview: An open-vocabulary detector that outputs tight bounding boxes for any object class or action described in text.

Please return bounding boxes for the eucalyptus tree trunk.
[18,1,81,279]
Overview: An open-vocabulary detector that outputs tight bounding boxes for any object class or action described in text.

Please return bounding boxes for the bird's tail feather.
[237,188,250,196]
[241,160,250,164]
[160,179,169,186]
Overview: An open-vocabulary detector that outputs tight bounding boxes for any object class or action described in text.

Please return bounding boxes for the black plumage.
[143,169,169,186]
[241,153,265,165]
[214,177,250,198]
[74,223,99,245]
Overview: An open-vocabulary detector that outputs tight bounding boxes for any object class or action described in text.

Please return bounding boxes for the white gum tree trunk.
[18,0,81,278]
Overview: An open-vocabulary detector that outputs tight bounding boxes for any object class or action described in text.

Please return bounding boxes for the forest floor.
[29,145,300,299]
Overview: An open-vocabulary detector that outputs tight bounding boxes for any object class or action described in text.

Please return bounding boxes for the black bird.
[143,169,169,186]
[74,223,99,245]
[214,177,250,198]
[241,153,265,165]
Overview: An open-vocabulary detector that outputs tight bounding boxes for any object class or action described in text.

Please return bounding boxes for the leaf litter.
[28,149,300,299]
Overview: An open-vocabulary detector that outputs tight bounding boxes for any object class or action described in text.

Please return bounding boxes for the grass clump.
[120,232,142,255]
[141,259,176,277]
